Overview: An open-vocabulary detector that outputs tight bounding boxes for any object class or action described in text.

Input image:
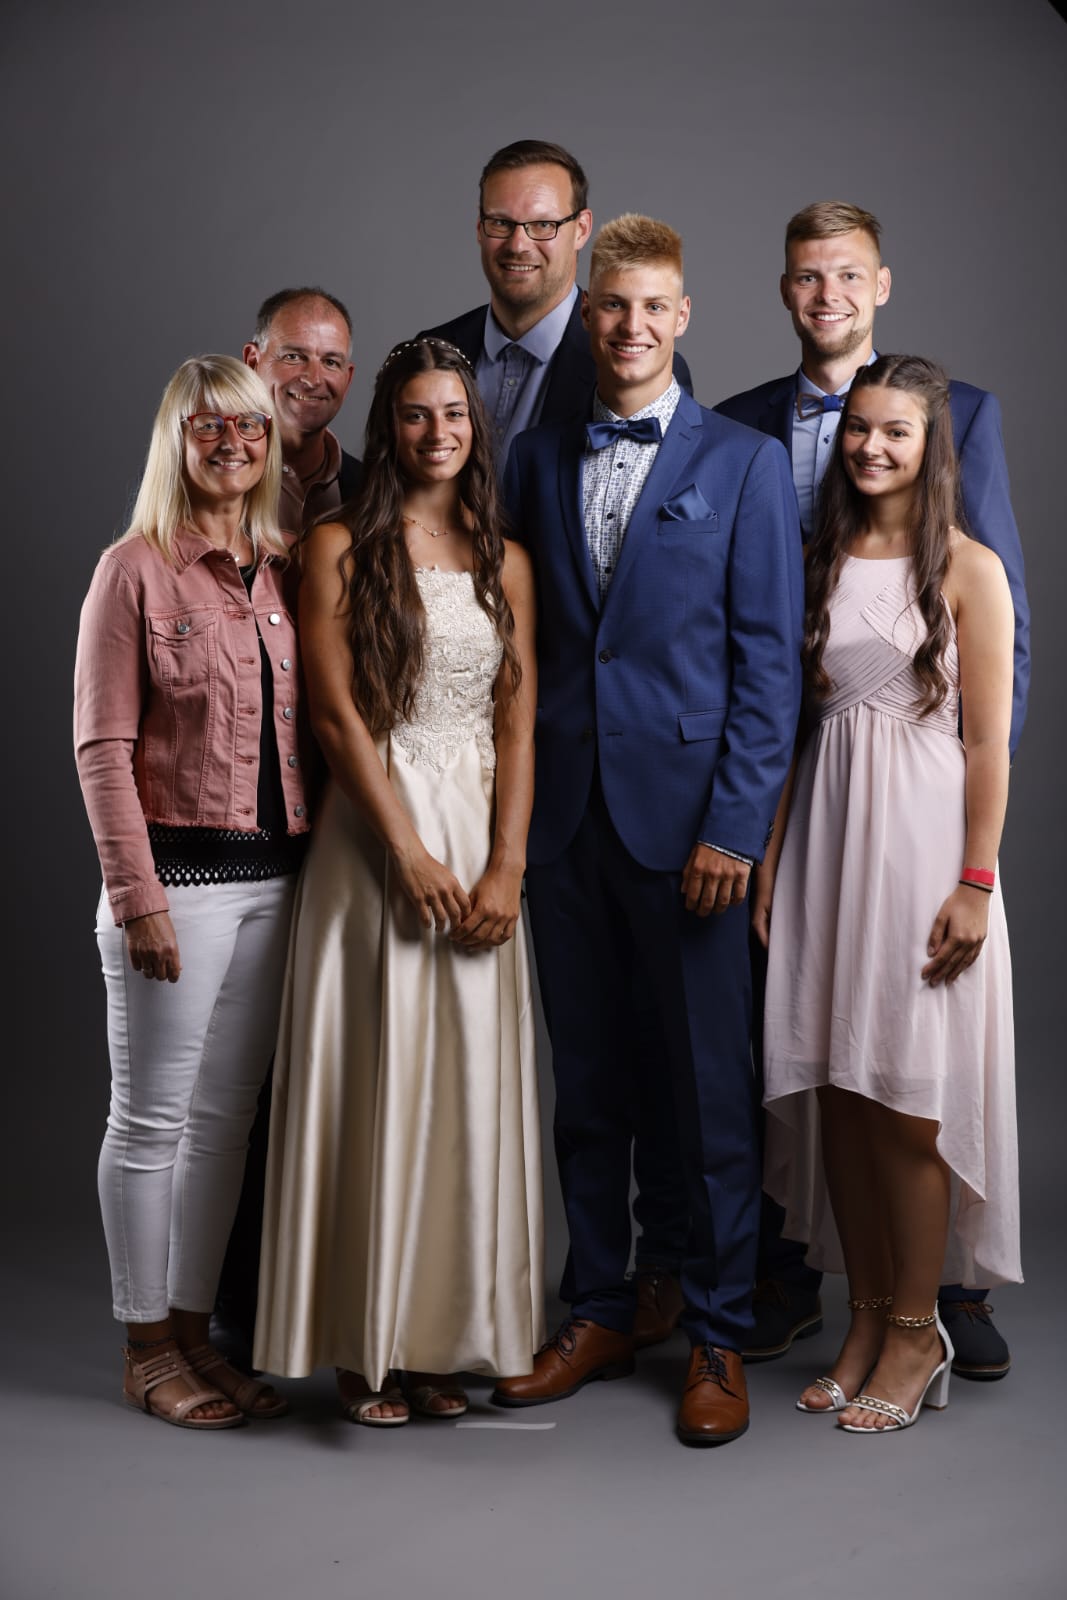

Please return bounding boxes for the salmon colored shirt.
[74,527,311,925]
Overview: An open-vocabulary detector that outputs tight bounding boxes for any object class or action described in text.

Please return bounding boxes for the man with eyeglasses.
[420,139,691,471]
[243,285,361,532]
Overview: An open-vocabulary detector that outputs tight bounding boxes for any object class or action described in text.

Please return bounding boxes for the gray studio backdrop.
[6,0,1064,1273]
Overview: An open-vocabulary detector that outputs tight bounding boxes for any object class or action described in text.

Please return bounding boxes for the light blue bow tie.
[796,392,844,420]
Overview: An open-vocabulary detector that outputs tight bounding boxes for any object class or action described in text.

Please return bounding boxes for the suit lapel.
[603,395,703,605]
[760,375,796,451]
[557,425,601,613]
[540,297,595,427]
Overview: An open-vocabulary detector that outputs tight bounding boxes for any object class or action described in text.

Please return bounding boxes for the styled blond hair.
[589,213,684,287]
[785,201,882,260]
[124,355,284,562]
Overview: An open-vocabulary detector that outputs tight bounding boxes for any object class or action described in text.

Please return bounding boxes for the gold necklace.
[403,514,455,539]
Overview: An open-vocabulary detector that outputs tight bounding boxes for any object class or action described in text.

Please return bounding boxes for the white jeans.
[95,876,295,1322]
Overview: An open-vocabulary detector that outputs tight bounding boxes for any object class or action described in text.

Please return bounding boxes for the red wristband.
[960,866,995,889]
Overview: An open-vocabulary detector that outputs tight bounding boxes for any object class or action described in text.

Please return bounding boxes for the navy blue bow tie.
[796,392,845,420]
[586,416,663,449]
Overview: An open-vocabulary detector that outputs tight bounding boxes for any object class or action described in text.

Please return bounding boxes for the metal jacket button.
[282,706,293,720]
[268,612,281,625]
[176,621,190,635]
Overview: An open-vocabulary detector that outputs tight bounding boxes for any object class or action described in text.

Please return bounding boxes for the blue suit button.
[598,649,613,663]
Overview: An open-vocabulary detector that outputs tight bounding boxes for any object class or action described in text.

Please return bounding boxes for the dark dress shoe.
[676,1345,749,1445]
[491,1319,634,1407]
[632,1269,685,1349]
[741,1279,822,1362]
[939,1300,1011,1380]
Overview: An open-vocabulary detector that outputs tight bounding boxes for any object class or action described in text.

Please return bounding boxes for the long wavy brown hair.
[804,354,961,715]
[334,338,519,734]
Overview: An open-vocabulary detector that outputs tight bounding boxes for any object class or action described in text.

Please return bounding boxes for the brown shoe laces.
[693,1344,743,1397]
[538,1318,591,1358]
[947,1301,995,1322]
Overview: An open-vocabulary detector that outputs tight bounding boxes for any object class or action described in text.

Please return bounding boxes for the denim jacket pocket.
[148,608,218,686]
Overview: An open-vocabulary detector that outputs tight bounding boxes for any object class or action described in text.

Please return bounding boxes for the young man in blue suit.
[493,216,803,1444]
[424,140,694,1347]
[419,140,691,470]
[715,200,1028,1379]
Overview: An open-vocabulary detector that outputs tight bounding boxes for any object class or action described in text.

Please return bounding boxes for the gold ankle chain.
[847,1295,894,1311]
[886,1311,937,1329]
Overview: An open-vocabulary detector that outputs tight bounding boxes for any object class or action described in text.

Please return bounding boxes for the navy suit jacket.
[714,372,1030,754]
[505,391,804,872]
[420,293,693,429]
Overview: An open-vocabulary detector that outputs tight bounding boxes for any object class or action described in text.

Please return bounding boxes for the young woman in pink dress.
[755,355,1020,1434]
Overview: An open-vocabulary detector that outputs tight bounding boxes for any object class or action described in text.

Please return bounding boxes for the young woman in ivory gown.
[755,355,1020,1434]
[254,338,543,1424]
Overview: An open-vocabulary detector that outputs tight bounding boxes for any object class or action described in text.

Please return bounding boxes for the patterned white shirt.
[582,379,681,598]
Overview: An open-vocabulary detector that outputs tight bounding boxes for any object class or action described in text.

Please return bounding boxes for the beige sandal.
[183,1343,288,1419]
[404,1383,469,1419]
[338,1373,409,1427]
[122,1345,243,1430]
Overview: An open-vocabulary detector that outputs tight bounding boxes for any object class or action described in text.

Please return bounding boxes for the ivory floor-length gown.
[255,567,544,1385]
[763,555,1021,1289]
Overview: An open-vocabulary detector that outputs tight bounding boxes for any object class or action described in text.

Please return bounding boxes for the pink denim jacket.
[74,527,312,924]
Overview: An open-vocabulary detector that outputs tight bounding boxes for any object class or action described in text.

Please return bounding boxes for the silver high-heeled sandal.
[796,1296,893,1414]
[838,1311,954,1433]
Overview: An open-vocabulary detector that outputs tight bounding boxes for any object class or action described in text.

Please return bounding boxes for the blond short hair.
[785,201,882,260]
[124,356,285,563]
[589,213,684,288]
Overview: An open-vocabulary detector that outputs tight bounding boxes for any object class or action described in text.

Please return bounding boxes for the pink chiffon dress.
[762,554,1021,1289]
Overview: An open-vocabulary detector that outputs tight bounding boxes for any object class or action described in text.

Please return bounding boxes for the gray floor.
[4,1233,1063,1600]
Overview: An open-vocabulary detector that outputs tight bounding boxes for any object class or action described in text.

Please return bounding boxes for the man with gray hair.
[244,286,361,530]
[212,287,361,1363]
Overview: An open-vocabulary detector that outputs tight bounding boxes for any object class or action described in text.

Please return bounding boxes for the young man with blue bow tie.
[493,215,803,1444]
[716,200,1029,1380]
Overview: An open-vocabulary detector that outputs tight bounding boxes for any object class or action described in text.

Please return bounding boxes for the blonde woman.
[75,355,310,1429]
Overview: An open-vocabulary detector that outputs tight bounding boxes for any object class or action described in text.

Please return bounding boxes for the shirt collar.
[592,376,681,428]
[483,284,579,365]
[281,427,342,490]
[796,349,878,400]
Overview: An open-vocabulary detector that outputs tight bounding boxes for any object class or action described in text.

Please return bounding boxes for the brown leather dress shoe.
[676,1344,750,1445]
[491,1319,635,1408]
[633,1269,685,1349]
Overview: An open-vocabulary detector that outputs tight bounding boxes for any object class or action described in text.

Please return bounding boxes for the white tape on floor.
[455,1419,557,1430]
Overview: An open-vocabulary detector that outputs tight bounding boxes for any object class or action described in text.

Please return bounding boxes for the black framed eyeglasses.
[479,210,582,241]
[182,411,271,442]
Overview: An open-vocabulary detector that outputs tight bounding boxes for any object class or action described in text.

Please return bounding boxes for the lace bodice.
[390,567,502,772]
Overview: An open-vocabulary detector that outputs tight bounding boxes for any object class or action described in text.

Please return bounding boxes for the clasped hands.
[394,844,521,950]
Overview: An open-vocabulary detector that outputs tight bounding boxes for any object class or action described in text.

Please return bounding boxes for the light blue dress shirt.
[792,353,878,535]
[476,286,579,471]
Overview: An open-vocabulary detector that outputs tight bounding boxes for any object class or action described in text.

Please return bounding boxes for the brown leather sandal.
[183,1344,288,1419]
[122,1345,244,1430]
